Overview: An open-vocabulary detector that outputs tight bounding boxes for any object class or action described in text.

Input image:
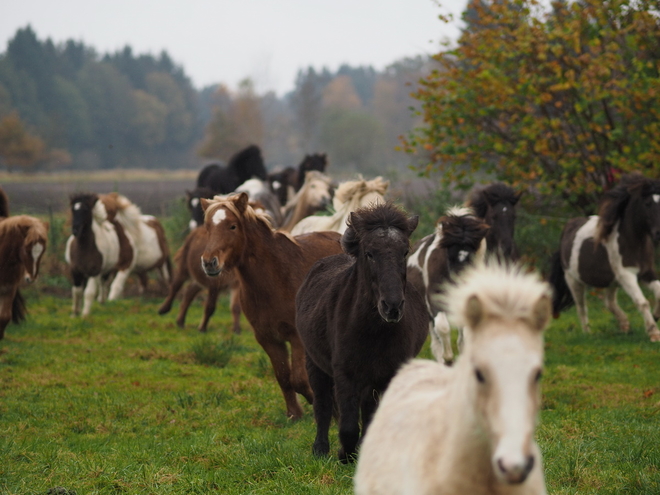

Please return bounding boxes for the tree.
[0,112,46,171]
[406,0,660,212]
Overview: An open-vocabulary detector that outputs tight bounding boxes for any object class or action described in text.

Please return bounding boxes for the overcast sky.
[1,0,468,95]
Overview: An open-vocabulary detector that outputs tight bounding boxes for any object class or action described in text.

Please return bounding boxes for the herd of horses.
[2,143,660,492]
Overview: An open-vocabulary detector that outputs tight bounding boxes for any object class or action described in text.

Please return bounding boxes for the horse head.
[443,263,551,485]
[18,218,48,284]
[439,206,490,277]
[70,193,102,238]
[342,203,418,323]
[186,187,215,230]
[199,192,251,277]
[468,183,520,259]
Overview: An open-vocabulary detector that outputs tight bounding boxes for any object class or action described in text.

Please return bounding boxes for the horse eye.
[366,252,374,260]
[475,369,485,384]
[230,225,237,230]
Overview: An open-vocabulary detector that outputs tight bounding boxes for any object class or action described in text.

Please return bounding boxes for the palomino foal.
[355,263,550,495]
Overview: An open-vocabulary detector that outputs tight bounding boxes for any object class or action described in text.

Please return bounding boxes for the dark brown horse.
[407,206,490,364]
[0,214,49,339]
[549,173,660,342]
[200,193,343,419]
[296,203,428,462]
[158,226,241,334]
[0,186,9,218]
[466,182,521,261]
[268,152,328,205]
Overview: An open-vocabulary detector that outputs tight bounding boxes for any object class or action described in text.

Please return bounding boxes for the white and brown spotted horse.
[407,206,490,363]
[550,173,660,342]
[0,187,49,338]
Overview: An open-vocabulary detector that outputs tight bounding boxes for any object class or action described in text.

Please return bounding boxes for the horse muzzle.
[378,299,405,323]
[201,255,223,277]
[495,454,535,485]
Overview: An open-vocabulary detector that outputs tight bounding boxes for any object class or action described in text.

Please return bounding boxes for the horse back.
[293,231,343,270]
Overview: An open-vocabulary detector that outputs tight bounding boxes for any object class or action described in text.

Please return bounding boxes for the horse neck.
[619,200,650,243]
[0,225,23,262]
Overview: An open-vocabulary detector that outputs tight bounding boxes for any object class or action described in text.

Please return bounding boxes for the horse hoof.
[157,306,170,315]
[650,332,660,343]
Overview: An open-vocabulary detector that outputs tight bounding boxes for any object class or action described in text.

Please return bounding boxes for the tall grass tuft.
[190,335,240,368]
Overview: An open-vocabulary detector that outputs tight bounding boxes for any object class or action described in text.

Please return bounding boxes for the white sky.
[1,0,468,95]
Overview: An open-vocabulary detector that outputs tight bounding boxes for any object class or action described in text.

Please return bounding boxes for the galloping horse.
[290,176,388,235]
[407,206,490,364]
[158,226,241,334]
[280,171,334,232]
[549,173,660,342]
[65,193,136,316]
[467,182,521,260]
[355,263,550,495]
[296,203,428,462]
[268,153,328,206]
[186,186,216,230]
[0,214,49,339]
[196,144,268,195]
[200,193,343,419]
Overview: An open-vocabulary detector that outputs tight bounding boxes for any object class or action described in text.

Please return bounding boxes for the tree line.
[0,26,430,174]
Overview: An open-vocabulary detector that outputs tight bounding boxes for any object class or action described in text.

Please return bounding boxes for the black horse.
[268,153,328,205]
[466,182,521,261]
[196,144,267,195]
[296,203,428,463]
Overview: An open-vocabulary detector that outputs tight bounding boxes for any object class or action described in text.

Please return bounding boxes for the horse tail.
[548,251,573,317]
[11,290,27,324]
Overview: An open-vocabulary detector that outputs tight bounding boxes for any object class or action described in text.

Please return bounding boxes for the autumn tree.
[406,0,660,212]
[0,112,46,171]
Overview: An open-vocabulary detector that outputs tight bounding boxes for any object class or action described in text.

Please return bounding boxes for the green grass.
[0,286,659,494]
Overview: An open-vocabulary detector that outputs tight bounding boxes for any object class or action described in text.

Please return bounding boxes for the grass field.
[0,285,659,494]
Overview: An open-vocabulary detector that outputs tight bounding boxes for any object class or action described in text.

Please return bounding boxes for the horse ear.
[530,294,551,332]
[200,198,212,212]
[234,192,250,213]
[407,215,419,235]
[465,294,484,330]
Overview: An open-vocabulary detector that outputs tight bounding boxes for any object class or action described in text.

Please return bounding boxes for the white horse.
[355,262,551,495]
[279,171,334,232]
[290,176,388,235]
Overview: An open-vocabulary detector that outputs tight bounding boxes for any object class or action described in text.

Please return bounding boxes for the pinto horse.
[407,206,490,364]
[0,215,49,339]
[158,226,241,334]
[65,193,136,316]
[549,173,660,342]
[466,182,521,260]
[296,203,428,462]
[355,263,550,495]
[200,193,343,419]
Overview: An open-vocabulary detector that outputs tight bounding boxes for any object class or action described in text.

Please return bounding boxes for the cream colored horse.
[279,171,334,232]
[355,262,551,495]
[290,176,388,235]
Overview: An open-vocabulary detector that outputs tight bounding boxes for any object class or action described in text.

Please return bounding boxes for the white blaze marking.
[189,219,198,230]
[654,194,659,203]
[31,242,44,277]
[191,198,200,207]
[212,208,227,225]
[272,180,282,190]
[503,206,508,212]
[458,250,469,262]
[73,202,82,210]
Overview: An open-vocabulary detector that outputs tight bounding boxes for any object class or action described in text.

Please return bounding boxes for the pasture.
[1,173,659,494]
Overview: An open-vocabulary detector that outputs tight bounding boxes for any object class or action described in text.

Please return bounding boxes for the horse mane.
[205,194,274,231]
[595,173,660,244]
[101,193,143,243]
[438,206,489,251]
[0,187,9,217]
[228,144,267,182]
[333,176,389,207]
[442,262,551,330]
[196,163,223,188]
[342,202,413,255]
[0,215,47,239]
[466,182,520,219]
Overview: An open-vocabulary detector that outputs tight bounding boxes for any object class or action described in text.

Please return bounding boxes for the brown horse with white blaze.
[200,192,343,419]
[0,214,49,339]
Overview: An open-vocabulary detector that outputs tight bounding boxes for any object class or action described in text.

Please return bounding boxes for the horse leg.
[604,286,629,332]
[0,295,11,339]
[256,334,303,420]
[71,271,85,317]
[643,280,660,320]
[98,273,112,303]
[565,273,590,333]
[307,356,334,457]
[198,285,219,332]
[82,277,99,317]
[137,272,149,295]
[334,377,361,463]
[108,269,131,301]
[176,283,203,329]
[230,288,242,335]
[158,264,188,315]
[289,334,314,404]
[616,271,660,341]
[430,312,454,365]
[359,388,380,441]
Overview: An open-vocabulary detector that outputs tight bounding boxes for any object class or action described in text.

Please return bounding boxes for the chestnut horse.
[0,214,49,339]
[158,226,241,334]
[200,192,343,419]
